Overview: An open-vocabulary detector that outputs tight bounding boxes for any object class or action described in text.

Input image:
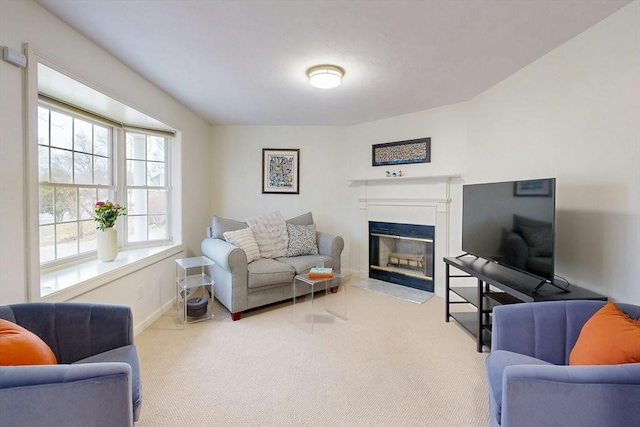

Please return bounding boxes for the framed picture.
[262,148,300,194]
[514,179,553,197]
[372,137,431,167]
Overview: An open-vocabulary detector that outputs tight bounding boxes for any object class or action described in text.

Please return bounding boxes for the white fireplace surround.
[352,175,459,297]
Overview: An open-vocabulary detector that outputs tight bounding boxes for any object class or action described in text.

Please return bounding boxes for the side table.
[293,273,346,334]
[175,256,215,324]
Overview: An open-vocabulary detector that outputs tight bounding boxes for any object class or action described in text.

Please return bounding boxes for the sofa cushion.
[286,211,314,226]
[223,228,260,263]
[570,302,640,365]
[286,223,319,257]
[211,215,247,239]
[486,350,552,423]
[247,259,295,289]
[244,211,289,259]
[277,255,333,275]
[0,319,57,366]
[74,345,142,417]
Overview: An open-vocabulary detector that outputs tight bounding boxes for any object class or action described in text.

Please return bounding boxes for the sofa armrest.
[8,303,133,364]
[501,363,640,427]
[317,232,344,274]
[201,237,249,315]
[0,363,134,427]
[201,237,247,272]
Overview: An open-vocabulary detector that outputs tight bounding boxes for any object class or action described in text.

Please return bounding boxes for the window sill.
[40,244,184,302]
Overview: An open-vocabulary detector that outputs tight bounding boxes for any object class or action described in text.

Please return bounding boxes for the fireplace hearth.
[369,221,435,292]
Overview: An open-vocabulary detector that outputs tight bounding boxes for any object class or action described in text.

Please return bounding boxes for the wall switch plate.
[138,285,144,300]
[2,46,27,68]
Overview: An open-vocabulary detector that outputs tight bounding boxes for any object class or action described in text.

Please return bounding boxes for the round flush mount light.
[307,65,344,89]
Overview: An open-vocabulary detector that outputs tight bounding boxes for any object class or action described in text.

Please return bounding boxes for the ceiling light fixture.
[307,65,344,89]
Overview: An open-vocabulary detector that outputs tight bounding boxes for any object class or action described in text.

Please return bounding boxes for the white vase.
[97,228,118,262]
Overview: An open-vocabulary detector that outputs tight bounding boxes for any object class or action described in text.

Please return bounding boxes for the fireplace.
[369,221,435,292]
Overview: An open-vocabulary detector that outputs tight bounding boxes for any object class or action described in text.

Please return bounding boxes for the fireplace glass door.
[369,221,435,292]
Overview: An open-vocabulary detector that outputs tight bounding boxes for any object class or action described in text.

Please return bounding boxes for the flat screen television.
[462,178,564,292]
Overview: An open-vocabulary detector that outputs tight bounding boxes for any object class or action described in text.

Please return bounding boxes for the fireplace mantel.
[353,174,459,296]
[348,174,460,184]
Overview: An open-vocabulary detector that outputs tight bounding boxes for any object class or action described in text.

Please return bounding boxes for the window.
[38,101,172,267]
[125,132,170,243]
[38,104,113,264]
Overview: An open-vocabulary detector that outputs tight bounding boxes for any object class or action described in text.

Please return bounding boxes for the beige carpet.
[135,279,490,427]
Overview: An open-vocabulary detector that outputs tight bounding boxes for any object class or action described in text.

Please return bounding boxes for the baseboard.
[134,297,176,336]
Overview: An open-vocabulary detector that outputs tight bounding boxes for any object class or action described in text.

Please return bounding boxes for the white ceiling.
[36,0,630,126]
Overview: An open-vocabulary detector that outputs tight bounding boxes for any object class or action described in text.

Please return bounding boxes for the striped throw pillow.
[223,228,260,263]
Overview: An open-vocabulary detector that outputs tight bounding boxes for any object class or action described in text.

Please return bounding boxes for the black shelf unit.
[444,256,607,352]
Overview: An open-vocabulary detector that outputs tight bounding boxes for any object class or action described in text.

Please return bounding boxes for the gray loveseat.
[201,212,344,320]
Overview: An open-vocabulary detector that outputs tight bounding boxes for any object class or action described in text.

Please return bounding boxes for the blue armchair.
[486,300,640,427]
[0,302,142,427]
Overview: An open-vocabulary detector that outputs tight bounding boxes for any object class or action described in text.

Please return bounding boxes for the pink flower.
[96,201,105,206]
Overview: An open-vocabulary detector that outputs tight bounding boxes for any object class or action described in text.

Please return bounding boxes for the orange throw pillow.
[0,319,57,365]
[570,302,640,365]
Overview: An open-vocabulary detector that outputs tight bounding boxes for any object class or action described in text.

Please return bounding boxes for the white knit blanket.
[244,211,289,258]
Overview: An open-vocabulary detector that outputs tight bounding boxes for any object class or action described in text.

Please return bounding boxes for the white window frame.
[25,47,183,303]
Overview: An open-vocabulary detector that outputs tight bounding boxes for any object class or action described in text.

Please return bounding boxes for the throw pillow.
[286,223,319,257]
[519,225,553,257]
[569,302,640,365]
[223,228,261,263]
[0,319,57,366]
[244,211,289,258]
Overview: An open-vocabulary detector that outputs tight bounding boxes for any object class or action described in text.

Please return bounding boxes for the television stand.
[444,256,606,352]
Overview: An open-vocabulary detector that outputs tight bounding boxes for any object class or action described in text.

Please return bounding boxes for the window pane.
[50,148,73,183]
[55,188,77,222]
[98,188,109,203]
[38,146,50,182]
[74,152,93,184]
[149,215,167,240]
[94,126,109,157]
[126,133,146,160]
[39,186,54,225]
[50,111,72,149]
[74,119,93,153]
[148,189,166,214]
[79,220,97,252]
[127,188,147,214]
[56,222,78,258]
[79,188,96,220]
[94,156,110,185]
[147,161,165,187]
[40,225,55,263]
[127,160,147,186]
[127,215,148,242]
[147,136,165,161]
[38,107,49,146]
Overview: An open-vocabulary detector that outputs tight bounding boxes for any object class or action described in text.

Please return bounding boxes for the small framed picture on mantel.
[262,148,300,194]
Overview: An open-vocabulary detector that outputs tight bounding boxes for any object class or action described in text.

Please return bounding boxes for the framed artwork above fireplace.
[372,137,431,167]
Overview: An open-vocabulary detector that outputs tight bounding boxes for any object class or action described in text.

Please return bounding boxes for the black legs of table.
[445,263,450,323]
[476,278,483,352]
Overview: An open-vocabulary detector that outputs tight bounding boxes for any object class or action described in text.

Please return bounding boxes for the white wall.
[209,125,351,268]
[344,1,639,304]
[466,1,639,303]
[0,1,212,329]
